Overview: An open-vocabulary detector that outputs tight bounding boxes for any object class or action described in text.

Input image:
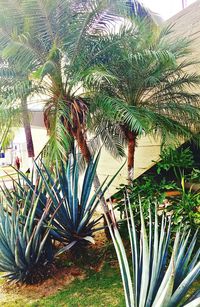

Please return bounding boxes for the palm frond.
[46,100,72,161]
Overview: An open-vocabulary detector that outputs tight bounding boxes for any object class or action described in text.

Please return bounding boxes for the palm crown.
[86,19,200,179]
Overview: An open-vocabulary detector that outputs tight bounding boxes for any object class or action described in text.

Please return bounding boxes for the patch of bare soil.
[0,266,85,305]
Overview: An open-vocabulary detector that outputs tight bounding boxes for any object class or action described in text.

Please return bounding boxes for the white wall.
[1,111,162,195]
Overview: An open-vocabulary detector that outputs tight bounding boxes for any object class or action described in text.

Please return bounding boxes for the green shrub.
[115,147,200,233]
[171,190,200,230]
[187,168,200,183]
[115,175,178,217]
[156,147,195,180]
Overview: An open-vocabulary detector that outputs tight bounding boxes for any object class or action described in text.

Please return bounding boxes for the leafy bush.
[109,194,200,307]
[156,147,195,180]
[115,178,200,234]
[115,175,178,218]
[115,146,200,233]
[0,199,53,283]
[187,168,200,183]
[170,190,200,230]
[156,147,200,230]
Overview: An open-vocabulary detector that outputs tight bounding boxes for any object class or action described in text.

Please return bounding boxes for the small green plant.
[156,147,200,230]
[157,147,195,181]
[169,190,200,230]
[115,175,178,224]
[108,194,200,307]
[0,200,53,283]
[186,168,200,183]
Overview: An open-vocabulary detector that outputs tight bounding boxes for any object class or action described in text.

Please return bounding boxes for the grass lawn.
[32,265,125,307]
[1,264,199,307]
[0,264,125,307]
[0,233,199,307]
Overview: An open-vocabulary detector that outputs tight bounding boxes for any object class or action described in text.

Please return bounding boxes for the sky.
[141,0,197,20]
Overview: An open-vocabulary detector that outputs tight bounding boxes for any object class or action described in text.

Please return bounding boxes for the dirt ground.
[0,266,85,304]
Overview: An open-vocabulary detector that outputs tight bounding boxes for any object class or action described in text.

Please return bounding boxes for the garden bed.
[0,231,125,307]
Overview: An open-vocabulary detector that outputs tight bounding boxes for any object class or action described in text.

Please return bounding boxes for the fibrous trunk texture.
[21,97,35,158]
[127,130,136,182]
[74,127,109,214]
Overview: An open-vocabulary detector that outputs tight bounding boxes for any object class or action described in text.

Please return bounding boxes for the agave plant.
[0,197,53,283]
[2,150,122,253]
[108,193,200,307]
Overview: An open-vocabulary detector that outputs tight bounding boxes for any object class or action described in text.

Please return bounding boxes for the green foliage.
[155,147,200,230]
[0,197,53,283]
[1,0,200,163]
[116,146,200,232]
[168,188,200,230]
[109,196,200,307]
[157,147,195,179]
[89,19,200,156]
[115,176,178,236]
[116,176,200,233]
[186,168,200,183]
[116,175,177,213]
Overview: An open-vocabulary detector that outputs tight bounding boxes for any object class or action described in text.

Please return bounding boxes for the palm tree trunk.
[21,97,35,158]
[75,127,109,214]
[127,130,136,182]
[121,125,137,182]
[75,128,91,163]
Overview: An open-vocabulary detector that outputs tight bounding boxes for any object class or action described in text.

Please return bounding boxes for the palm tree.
[0,0,118,160]
[88,19,200,181]
[0,0,157,161]
[0,0,36,159]
[0,0,131,213]
[0,69,35,158]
